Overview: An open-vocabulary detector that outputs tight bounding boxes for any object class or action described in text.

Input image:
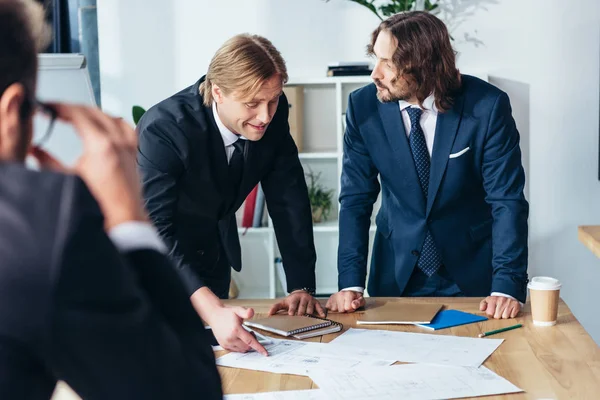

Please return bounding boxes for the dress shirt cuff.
[491,292,524,307]
[342,286,365,294]
[108,221,168,254]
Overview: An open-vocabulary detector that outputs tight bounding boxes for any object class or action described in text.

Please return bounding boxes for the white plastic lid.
[527,276,561,291]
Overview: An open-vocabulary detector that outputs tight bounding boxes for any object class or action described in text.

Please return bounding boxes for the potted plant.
[305,169,335,223]
[323,0,440,21]
[132,105,146,125]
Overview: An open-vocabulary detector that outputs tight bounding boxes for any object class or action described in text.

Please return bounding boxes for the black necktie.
[406,107,442,276]
[229,138,246,192]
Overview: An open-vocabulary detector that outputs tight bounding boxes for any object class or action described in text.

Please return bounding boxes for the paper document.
[321,328,502,367]
[216,339,394,376]
[309,364,523,400]
[224,389,326,400]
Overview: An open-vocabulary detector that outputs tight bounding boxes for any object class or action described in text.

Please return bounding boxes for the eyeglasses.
[32,100,57,147]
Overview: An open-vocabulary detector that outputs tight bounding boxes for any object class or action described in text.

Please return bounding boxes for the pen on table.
[478,323,523,338]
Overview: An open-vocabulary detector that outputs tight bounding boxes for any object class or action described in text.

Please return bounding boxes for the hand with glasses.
[29,101,148,230]
[32,100,57,148]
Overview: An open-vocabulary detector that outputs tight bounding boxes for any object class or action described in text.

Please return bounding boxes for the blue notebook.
[415,309,487,330]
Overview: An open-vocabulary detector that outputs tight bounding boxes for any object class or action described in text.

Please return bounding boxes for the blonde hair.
[199,34,288,106]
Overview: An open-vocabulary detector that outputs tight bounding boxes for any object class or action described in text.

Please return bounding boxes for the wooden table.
[218,297,600,399]
[578,225,600,258]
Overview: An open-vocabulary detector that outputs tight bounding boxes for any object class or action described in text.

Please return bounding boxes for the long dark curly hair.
[367,11,462,112]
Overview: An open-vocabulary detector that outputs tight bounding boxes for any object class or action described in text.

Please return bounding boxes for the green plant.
[132,105,146,125]
[305,169,335,223]
[324,0,439,21]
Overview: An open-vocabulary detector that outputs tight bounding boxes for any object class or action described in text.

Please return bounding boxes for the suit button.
[411,250,420,256]
[197,249,205,256]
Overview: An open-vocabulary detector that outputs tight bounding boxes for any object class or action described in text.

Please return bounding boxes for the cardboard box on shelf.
[282,85,304,151]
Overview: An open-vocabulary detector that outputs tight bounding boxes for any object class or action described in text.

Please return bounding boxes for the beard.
[374,77,412,103]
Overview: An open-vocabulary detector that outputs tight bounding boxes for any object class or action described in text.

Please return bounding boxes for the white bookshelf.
[233,76,380,299]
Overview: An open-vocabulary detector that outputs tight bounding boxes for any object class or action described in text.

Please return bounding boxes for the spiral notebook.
[243,314,343,339]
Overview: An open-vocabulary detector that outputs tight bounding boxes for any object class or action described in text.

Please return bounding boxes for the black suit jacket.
[0,163,222,400]
[136,77,316,295]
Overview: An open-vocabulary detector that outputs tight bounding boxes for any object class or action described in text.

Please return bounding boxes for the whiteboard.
[33,54,96,165]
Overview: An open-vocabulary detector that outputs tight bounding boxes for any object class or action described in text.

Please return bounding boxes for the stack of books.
[237,184,268,231]
[327,61,372,77]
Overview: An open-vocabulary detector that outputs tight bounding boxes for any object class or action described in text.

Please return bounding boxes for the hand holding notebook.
[244,314,343,340]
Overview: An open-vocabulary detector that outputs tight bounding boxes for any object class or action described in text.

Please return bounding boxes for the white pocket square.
[449,147,470,159]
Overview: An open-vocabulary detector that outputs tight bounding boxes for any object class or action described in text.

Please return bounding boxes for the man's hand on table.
[191,287,268,356]
[326,290,365,313]
[479,295,521,319]
[268,290,326,317]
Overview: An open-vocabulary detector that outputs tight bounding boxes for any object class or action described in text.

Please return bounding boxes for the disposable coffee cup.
[527,277,561,326]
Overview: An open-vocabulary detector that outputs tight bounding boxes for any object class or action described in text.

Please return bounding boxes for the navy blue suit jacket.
[338,75,529,303]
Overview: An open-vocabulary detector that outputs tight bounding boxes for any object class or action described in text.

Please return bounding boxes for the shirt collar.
[212,101,246,146]
[399,93,438,113]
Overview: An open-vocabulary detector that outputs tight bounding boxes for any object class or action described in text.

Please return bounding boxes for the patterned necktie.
[406,107,442,276]
[229,138,246,192]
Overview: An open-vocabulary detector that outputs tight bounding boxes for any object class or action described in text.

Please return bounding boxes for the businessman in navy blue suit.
[326,12,529,319]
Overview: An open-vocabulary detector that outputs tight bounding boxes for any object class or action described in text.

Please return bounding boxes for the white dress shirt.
[108,221,167,254]
[212,102,247,163]
[399,94,439,156]
[343,95,519,304]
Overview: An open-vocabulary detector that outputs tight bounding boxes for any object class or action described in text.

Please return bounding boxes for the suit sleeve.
[260,94,317,292]
[337,93,381,289]
[48,176,222,400]
[482,92,529,303]
[137,120,205,294]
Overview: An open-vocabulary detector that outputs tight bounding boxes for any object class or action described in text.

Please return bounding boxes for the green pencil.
[478,323,523,338]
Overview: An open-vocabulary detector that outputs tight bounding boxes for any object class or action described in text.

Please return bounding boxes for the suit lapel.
[206,102,259,216]
[426,93,465,215]
[377,101,426,209]
[205,105,230,200]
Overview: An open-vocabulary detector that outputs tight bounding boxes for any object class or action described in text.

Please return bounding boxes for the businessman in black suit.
[137,34,324,353]
[0,1,222,398]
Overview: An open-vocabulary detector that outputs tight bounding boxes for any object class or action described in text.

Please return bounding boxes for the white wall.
[98,0,600,343]
[97,0,381,120]
[447,0,600,344]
